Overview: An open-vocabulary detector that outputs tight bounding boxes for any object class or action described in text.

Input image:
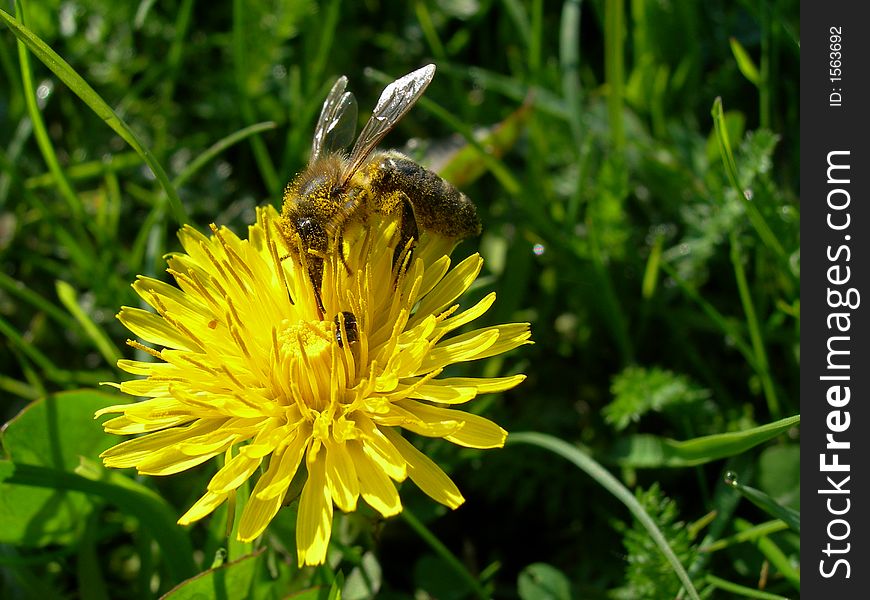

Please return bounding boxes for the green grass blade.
[734,518,800,590]
[0,7,190,225]
[704,574,791,600]
[14,1,86,225]
[700,519,789,553]
[509,432,701,600]
[55,280,122,366]
[231,0,280,194]
[726,475,800,533]
[610,414,800,468]
[172,121,278,189]
[660,261,757,369]
[0,271,76,329]
[729,231,780,418]
[604,0,625,151]
[729,37,761,86]
[24,152,141,189]
[711,97,787,263]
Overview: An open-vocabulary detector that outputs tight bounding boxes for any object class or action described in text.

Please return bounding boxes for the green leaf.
[757,444,800,510]
[0,390,123,546]
[609,414,800,468]
[162,549,263,599]
[517,563,572,600]
[343,552,382,600]
[414,554,474,600]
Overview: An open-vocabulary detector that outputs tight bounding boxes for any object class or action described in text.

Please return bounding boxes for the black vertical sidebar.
[801,1,869,596]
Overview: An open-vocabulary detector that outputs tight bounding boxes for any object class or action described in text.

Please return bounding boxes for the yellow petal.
[396,380,477,404]
[413,374,527,396]
[118,306,203,352]
[466,323,533,360]
[371,402,463,438]
[208,453,263,493]
[412,253,483,320]
[354,414,407,482]
[416,329,499,373]
[296,449,333,566]
[324,439,359,513]
[432,292,496,339]
[178,490,228,525]
[100,419,227,470]
[238,474,287,542]
[347,441,401,518]
[396,399,507,449]
[381,427,464,509]
[255,429,309,500]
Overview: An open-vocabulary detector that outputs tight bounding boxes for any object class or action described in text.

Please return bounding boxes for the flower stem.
[401,507,489,600]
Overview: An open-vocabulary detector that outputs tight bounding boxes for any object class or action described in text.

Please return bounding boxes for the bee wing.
[310,75,359,164]
[342,64,436,183]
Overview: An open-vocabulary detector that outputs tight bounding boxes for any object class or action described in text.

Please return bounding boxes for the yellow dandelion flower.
[97,205,530,566]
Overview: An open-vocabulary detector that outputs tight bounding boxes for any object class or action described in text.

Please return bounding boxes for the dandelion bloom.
[97,206,530,566]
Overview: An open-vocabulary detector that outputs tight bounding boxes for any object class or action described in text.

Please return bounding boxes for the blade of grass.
[725,473,799,533]
[231,0,280,194]
[509,432,701,600]
[415,0,448,62]
[642,232,664,299]
[0,6,190,225]
[306,0,341,98]
[704,574,791,600]
[610,414,800,468]
[560,0,585,227]
[25,152,141,189]
[700,519,789,553]
[0,271,77,330]
[604,0,625,151]
[0,374,40,401]
[733,518,799,590]
[729,230,780,418]
[0,119,33,207]
[55,280,122,367]
[711,98,788,268]
[529,0,543,75]
[172,121,278,189]
[660,260,758,369]
[729,37,761,86]
[502,0,531,48]
[0,314,113,386]
[14,0,86,226]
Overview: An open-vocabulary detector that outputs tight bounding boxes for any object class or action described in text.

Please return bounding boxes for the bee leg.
[386,193,419,271]
[336,231,353,276]
[306,256,326,317]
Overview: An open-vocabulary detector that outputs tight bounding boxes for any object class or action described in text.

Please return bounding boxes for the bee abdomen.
[372,153,481,240]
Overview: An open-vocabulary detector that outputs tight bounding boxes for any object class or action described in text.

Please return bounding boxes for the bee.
[333,311,359,348]
[279,64,481,314]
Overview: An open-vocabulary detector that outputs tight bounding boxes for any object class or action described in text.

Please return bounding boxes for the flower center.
[276,319,337,414]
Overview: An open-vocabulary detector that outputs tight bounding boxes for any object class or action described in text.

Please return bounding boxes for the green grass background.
[1,1,800,598]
